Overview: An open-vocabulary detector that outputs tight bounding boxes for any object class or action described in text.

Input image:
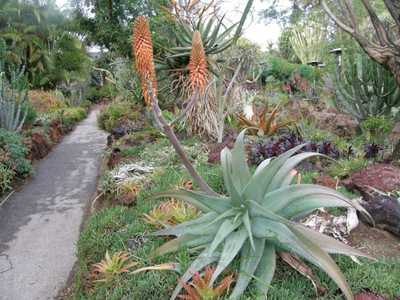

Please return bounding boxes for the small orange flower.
[188,31,208,93]
[132,16,157,106]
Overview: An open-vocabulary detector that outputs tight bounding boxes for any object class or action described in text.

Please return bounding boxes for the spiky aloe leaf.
[153,190,231,213]
[210,228,248,285]
[254,242,276,297]
[229,239,265,299]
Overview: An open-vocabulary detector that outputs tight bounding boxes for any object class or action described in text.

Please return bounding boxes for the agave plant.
[237,104,291,136]
[143,198,200,228]
[153,130,372,300]
[91,251,137,282]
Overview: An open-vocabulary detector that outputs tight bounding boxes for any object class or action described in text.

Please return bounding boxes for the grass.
[72,138,400,300]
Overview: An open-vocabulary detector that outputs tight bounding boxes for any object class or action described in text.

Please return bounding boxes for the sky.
[55,0,290,50]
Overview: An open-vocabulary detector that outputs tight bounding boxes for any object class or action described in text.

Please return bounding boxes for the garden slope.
[0,108,107,300]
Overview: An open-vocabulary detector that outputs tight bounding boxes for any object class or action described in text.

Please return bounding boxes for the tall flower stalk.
[188,31,208,93]
[132,16,214,195]
[132,16,157,106]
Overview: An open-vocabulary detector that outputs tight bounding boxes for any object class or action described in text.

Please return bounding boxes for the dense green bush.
[87,84,117,102]
[21,101,38,127]
[360,116,394,144]
[0,129,32,177]
[0,163,14,194]
[62,107,87,127]
[263,55,318,82]
[98,101,140,132]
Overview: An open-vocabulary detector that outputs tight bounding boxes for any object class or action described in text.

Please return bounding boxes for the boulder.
[343,164,400,193]
[358,187,400,237]
[312,111,358,137]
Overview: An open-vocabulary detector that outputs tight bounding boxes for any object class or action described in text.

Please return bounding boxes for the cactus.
[0,39,28,132]
[333,51,400,122]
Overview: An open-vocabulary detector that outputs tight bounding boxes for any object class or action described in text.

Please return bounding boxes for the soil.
[349,223,400,259]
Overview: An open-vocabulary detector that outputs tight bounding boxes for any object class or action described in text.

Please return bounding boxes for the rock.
[312,111,358,137]
[358,187,400,237]
[343,163,400,193]
[334,113,359,137]
[313,175,337,189]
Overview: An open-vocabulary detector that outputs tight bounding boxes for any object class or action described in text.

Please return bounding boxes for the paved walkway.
[0,108,107,300]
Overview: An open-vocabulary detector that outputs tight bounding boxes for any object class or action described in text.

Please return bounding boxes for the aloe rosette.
[153,130,372,300]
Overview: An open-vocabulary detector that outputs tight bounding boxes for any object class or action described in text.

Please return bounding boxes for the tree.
[320,0,400,87]
[71,0,174,57]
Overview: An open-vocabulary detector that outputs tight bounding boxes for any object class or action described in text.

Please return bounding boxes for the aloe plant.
[0,39,28,132]
[153,130,372,300]
[160,0,254,74]
[333,51,400,122]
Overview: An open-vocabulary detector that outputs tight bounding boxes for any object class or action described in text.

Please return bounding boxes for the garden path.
[0,108,107,300]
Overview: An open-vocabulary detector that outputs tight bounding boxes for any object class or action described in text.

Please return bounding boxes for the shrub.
[328,157,369,178]
[0,163,14,194]
[263,56,318,82]
[360,116,393,144]
[62,107,87,126]
[0,128,32,177]
[21,101,38,127]
[87,84,117,102]
[98,101,140,132]
[28,90,67,113]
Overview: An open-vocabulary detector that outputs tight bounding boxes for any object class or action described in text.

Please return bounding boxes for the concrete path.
[0,108,107,300]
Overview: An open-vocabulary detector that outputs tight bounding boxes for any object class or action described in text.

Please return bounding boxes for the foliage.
[278,28,297,62]
[91,251,137,282]
[107,58,142,102]
[262,56,319,94]
[333,50,400,122]
[263,56,317,82]
[153,131,371,300]
[98,101,140,132]
[73,138,399,299]
[72,0,174,57]
[163,0,254,72]
[328,157,369,178]
[289,19,327,64]
[248,133,346,166]
[0,47,29,131]
[0,162,14,194]
[237,105,290,136]
[143,199,199,228]
[87,84,117,102]
[0,1,90,88]
[321,0,400,86]
[62,107,87,127]
[360,116,394,145]
[0,128,32,177]
[178,266,234,300]
[28,90,66,113]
